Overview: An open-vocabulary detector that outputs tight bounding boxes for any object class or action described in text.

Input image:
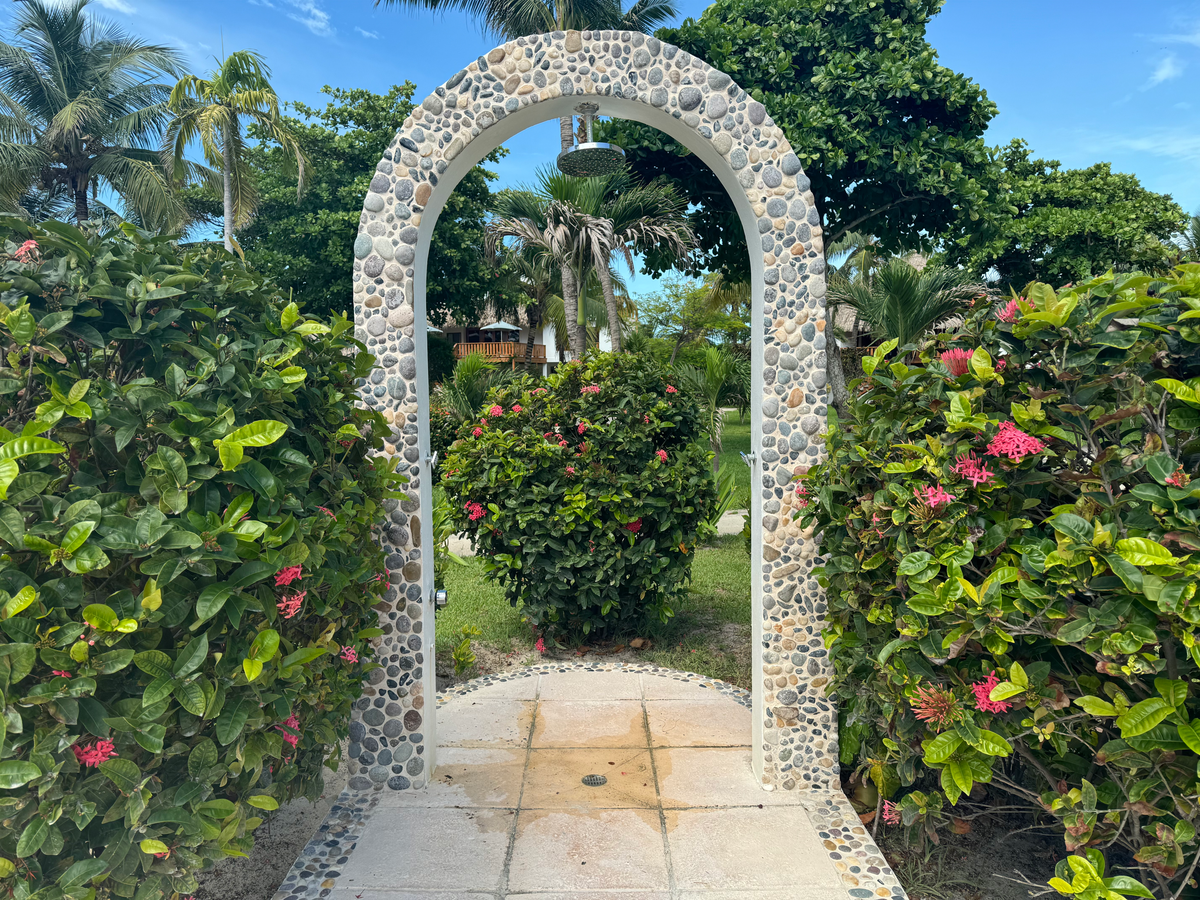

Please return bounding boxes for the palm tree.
[823,231,879,416]
[1182,212,1200,263]
[375,0,678,152]
[433,351,515,423]
[674,345,750,476]
[167,51,307,253]
[0,0,190,227]
[829,257,983,351]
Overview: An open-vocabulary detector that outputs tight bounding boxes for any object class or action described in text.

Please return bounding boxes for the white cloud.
[283,0,334,37]
[355,26,380,39]
[1143,54,1185,89]
[1089,128,1200,164]
[248,0,277,7]
[94,0,136,12]
[1161,22,1200,48]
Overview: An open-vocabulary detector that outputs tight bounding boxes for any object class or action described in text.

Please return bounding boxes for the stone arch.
[350,30,835,793]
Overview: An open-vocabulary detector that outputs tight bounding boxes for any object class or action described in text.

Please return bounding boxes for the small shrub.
[0,219,403,899]
[440,352,716,639]
[805,267,1200,899]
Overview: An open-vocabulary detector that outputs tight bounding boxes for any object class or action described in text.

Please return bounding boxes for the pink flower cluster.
[532,388,547,394]
[952,453,994,487]
[340,646,359,664]
[997,297,1023,323]
[318,506,335,517]
[578,423,588,434]
[488,405,503,417]
[972,671,1012,714]
[919,484,955,510]
[277,714,300,748]
[665,385,677,394]
[656,449,668,462]
[472,427,483,437]
[995,358,1007,372]
[13,240,39,264]
[625,518,643,534]
[464,501,486,521]
[277,592,306,619]
[275,565,303,587]
[882,800,901,826]
[796,486,811,508]
[939,348,974,377]
[1167,467,1190,488]
[535,637,546,654]
[985,422,1045,462]
[566,466,576,475]
[512,404,522,413]
[581,384,601,394]
[73,739,117,767]
[52,670,71,678]
[912,683,963,729]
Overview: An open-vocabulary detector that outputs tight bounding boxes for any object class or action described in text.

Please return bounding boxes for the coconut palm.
[0,0,191,227]
[433,351,516,423]
[167,51,307,253]
[375,0,677,152]
[674,344,750,476]
[1182,212,1200,263]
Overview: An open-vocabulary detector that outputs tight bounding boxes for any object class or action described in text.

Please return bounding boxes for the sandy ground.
[195,753,349,900]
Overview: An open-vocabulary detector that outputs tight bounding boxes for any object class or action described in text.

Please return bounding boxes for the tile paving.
[273,668,906,900]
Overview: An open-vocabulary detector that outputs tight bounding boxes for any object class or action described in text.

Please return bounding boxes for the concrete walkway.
[272,668,906,900]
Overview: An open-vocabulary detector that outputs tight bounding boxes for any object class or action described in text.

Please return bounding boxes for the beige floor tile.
[521,748,658,808]
[376,747,525,807]
[665,807,843,890]
[507,894,670,900]
[675,892,851,900]
[336,807,513,891]
[645,699,752,747]
[437,699,534,748]
[325,893,495,900]
[507,808,669,891]
[641,675,732,701]
[655,747,796,809]
[453,674,541,700]
[532,700,648,748]
[536,671,643,700]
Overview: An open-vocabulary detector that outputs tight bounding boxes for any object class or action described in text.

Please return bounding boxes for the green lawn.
[717,413,752,510]
[434,534,753,689]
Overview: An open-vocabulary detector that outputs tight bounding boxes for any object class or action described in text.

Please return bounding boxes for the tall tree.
[599,0,1003,281]
[168,51,307,253]
[375,0,678,152]
[0,0,189,227]
[193,84,515,324]
[944,140,1189,288]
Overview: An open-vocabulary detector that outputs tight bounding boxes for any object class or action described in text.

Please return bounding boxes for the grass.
[717,412,752,510]
[434,534,754,689]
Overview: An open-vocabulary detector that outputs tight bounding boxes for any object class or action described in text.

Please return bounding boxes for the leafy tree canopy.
[942,139,1189,289]
[187,84,516,323]
[599,0,1001,281]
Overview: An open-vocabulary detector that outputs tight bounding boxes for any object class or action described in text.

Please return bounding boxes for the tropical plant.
[674,345,749,476]
[167,51,307,253]
[827,257,985,351]
[0,216,401,898]
[431,487,467,590]
[440,352,716,638]
[1180,211,1200,263]
[432,352,516,425]
[805,267,1200,899]
[0,0,191,228]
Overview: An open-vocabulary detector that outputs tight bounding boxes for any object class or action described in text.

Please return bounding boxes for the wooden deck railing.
[453,342,547,364]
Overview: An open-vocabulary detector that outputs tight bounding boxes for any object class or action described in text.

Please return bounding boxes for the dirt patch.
[195,756,349,900]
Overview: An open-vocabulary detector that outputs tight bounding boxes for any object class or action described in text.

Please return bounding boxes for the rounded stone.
[362,709,385,726]
[730,147,747,170]
[394,180,414,201]
[404,709,423,731]
[781,152,802,176]
[399,226,420,244]
[678,87,702,111]
[706,95,728,119]
[650,87,668,107]
[422,95,444,115]
[369,174,390,194]
[406,756,425,776]
[363,257,384,278]
[353,234,373,259]
[632,48,651,67]
[712,132,732,155]
[396,245,415,265]
[387,775,412,790]
[707,70,731,90]
[748,101,766,125]
[762,166,782,188]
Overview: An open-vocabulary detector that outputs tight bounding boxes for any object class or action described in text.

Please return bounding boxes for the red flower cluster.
[340,647,359,664]
[277,714,301,748]
[52,670,71,678]
[665,385,677,394]
[463,501,486,521]
[796,486,811,508]
[511,404,523,413]
[580,384,601,394]
[566,466,576,475]
[911,683,963,729]
[919,484,955,510]
[985,422,1045,462]
[317,506,335,517]
[472,427,483,437]
[656,449,668,462]
[972,671,1012,714]
[939,348,974,377]
[488,405,503,417]
[1167,467,1190,487]
[577,423,588,434]
[995,358,1007,372]
[72,739,117,767]
[882,800,901,825]
[13,239,39,264]
[275,565,303,587]
[952,453,994,487]
[535,637,546,654]
[624,518,643,533]
[277,592,305,619]
[997,297,1023,323]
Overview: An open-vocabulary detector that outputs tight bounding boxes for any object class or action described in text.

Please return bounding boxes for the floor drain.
[581,774,607,787]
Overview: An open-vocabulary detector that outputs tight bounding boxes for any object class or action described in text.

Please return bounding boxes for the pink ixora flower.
[643,415,650,424]
[535,637,546,654]
[997,298,1023,323]
[919,484,955,510]
[995,358,1007,372]
[796,485,811,508]
[277,592,306,619]
[275,565,303,587]
[578,423,588,434]
[882,800,901,826]
[952,453,994,487]
[472,427,483,437]
[625,518,643,534]
[488,405,503,418]
[911,683,963,730]
[559,440,569,447]
[340,646,359,664]
[72,739,117,767]
[581,384,601,394]
[532,388,547,394]
[939,348,974,377]
[1167,467,1190,488]
[276,714,300,748]
[566,466,576,475]
[317,506,335,517]
[463,501,486,522]
[972,671,1012,714]
[511,404,522,413]
[13,239,39,264]
[985,421,1046,463]
[665,385,677,394]
[656,449,668,463]
[52,670,71,678]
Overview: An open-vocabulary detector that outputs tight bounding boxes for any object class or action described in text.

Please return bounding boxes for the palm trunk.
[827,336,851,420]
[74,188,89,224]
[595,262,622,353]
[559,116,574,153]
[572,262,587,357]
[561,266,581,360]
[668,331,686,365]
[524,305,540,371]
[222,123,235,253]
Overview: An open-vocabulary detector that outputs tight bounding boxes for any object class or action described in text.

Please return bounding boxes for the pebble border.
[270,665,905,900]
[351,28,836,795]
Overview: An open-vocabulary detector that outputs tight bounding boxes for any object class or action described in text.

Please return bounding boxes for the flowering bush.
[0,219,402,898]
[805,267,1200,898]
[440,353,716,638]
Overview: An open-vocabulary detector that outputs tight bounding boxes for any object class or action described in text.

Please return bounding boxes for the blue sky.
[12,0,1200,289]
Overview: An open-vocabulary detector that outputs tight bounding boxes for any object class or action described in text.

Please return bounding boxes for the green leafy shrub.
[440,352,716,639]
[805,267,1200,899]
[0,218,403,899]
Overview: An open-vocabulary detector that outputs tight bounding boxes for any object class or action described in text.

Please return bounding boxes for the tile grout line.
[641,675,678,900]
[495,674,541,900]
